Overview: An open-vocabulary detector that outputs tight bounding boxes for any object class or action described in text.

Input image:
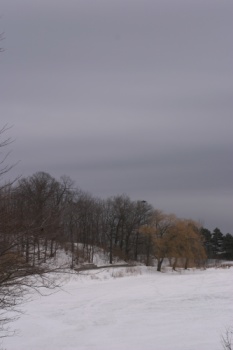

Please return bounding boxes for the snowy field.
[3,266,233,350]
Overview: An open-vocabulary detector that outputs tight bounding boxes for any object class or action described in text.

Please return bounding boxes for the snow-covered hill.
[3,266,233,350]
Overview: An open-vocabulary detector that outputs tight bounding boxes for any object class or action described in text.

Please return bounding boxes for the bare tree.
[15,172,68,263]
[149,210,177,271]
[101,196,153,263]
[0,129,62,338]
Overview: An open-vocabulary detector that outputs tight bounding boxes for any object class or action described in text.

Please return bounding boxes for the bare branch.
[0,32,4,53]
[222,327,233,350]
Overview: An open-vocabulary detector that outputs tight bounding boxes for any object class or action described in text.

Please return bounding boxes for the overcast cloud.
[1,0,232,233]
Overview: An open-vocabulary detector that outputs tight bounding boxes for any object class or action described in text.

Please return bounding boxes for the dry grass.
[111,267,142,278]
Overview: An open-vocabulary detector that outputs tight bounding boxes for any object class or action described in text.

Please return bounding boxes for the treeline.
[1,171,232,275]
[201,227,233,261]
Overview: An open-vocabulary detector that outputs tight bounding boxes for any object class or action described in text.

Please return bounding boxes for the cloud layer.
[1,0,232,232]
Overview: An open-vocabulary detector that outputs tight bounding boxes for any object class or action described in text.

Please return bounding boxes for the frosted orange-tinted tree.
[168,219,206,270]
[139,211,206,271]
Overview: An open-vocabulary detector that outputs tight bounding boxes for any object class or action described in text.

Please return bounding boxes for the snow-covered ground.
[3,266,233,350]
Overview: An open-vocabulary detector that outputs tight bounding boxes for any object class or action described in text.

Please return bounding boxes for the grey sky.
[1,0,232,233]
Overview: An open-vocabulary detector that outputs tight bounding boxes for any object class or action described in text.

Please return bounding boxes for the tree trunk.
[25,237,30,263]
[44,237,48,263]
[184,257,189,270]
[50,239,54,257]
[37,238,40,261]
[134,231,139,261]
[172,257,178,271]
[146,237,151,266]
[109,230,113,264]
[157,258,164,271]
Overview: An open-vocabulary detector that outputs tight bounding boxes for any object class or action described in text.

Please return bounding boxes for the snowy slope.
[3,267,233,350]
